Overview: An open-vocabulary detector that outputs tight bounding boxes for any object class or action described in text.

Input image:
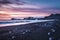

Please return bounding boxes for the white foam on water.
[0,20,54,27]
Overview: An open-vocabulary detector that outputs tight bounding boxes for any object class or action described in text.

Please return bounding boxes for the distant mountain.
[45,14,60,20]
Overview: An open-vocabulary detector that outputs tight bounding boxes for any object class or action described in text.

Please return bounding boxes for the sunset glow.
[0,11,50,19]
[0,0,60,20]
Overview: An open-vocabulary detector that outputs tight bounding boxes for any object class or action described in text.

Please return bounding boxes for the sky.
[0,0,60,20]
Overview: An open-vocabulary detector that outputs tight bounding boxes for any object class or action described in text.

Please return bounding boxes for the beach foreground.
[0,20,60,40]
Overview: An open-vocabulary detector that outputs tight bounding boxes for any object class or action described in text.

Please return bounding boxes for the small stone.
[49,37,52,40]
[51,29,55,32]
[22,32,25,34]
[48,32,50,35]
[9,31,12,34]
[12,36,15,39]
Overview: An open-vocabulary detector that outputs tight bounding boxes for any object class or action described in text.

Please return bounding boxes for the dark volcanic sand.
[0,21,60,40]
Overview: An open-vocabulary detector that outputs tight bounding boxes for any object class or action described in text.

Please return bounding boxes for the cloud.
[0,0,41,10]
[0,0,60,14]
[0,0,11,4]
[0,0,25,4]
[1,4,40,9]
